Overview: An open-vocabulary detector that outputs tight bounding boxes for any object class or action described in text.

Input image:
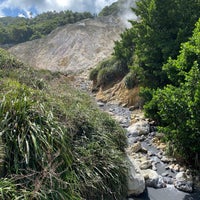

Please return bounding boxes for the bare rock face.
[9,16,125,74]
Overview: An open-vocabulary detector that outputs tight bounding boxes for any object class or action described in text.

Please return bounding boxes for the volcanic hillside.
[9,16,125,74]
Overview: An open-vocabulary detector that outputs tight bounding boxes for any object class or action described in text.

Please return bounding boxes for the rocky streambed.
[97,101,200,200]
[73,74,200,199]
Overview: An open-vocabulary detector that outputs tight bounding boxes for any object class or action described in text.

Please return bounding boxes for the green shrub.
[97,67,116,86]
[142,20,200,166]
[0,48,23,69]
[124,71,138,89]
[90,57,128,88]
[89,67,99,81]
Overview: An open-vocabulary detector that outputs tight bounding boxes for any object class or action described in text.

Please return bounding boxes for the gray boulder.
[127,121,150,136]
[127,155,145,196]
[174,171,193,192]
[142,169,166,188]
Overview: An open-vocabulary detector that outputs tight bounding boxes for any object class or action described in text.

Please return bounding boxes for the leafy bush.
[143,19,200,166]
[113,0,200,88]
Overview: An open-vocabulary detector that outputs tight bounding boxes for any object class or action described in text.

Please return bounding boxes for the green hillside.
[0,48,127,199]
[0,10,93,45]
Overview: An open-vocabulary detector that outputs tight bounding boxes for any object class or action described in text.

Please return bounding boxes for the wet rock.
[127,137,137,145]
[142,169,166,188]
[163,177,174,185]
[174,164,180,172]
[157,143,167,150]
[174,171,193,192]
[179,166,186,172]
[129,142,142,153]
[139,135,146,142]
[127,121,150,136]
[152,163,157,171]
[113,115,127,124]
[165,166,170,170]
[97,101,105,107]
[129,106,138,111]
[162,172,169,177]
[161,156,173,163]
[140,148,148,154]
[150,126,157,132]
[156,152,163,159]
[109,108,114,112]
[149,131,156,137]
[140,160,152,170]
[169,163,179,173]
[147,151,154,157]
[127,155,145,196]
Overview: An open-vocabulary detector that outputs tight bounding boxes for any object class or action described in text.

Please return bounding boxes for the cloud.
[119,0,137,28]
[0,0,118,17]
[18,13,25,18]
[0,9,4,17]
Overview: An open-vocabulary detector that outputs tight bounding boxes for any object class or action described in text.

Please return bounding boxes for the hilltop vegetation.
[90,0,200,167]
[0,48,127,199]
[99,0,135,17]
[0,10,93,45]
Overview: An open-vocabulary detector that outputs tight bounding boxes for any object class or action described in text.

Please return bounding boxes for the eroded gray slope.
[9,16,125,74]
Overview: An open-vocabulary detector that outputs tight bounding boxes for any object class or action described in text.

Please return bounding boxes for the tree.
[143,19,200,166]
[114,28,135,65]
[116,0,200,87]
[0,10,93,45]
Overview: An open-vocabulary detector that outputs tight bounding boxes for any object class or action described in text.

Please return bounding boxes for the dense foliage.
[0,10,93,45]
[0,48,127,199]
[93,0,200,166]
[93,0,200,90]
[114,0,200,88]
[143,19,200,167]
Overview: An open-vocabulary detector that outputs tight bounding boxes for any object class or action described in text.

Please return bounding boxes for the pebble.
[163,177,174,184]
[97,101,105,107]
[162,172,169,177]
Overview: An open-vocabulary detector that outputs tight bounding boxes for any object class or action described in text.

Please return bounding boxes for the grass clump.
[89,56,128,89]
[0,48,23,69]
[0,48,128,199]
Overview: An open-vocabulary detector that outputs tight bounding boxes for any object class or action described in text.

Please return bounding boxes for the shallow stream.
[74,76,200,200]
[98,101,200,200]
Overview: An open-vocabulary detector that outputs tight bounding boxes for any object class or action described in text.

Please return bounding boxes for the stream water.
[98,102,200,200]
[74,76,200,200]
